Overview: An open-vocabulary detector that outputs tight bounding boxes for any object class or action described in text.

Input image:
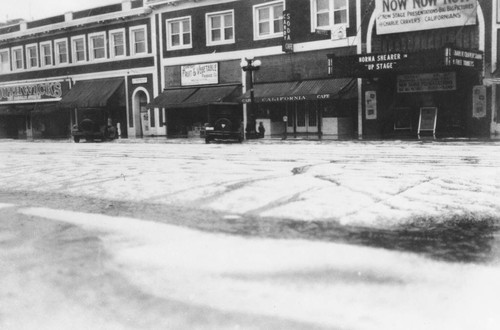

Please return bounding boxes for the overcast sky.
[3,0,122,22]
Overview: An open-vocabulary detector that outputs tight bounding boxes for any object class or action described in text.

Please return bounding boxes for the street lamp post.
[240,56,261,139]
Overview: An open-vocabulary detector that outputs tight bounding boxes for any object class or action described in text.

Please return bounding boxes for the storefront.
[0,80,71,139]
[59,78,128,139]
[240,78,358,139]
[152,62,242,138]
[329,47,485,138]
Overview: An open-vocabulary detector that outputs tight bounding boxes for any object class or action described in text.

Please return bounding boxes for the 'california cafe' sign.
[376,0,477,35]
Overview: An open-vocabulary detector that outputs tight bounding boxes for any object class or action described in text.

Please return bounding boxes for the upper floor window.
[89,32,107,61]
[130,26,147,55]
[110,29,126,58]
[254,1,284,40]
[12,47,24,70]
[55,38,68,65]
[26,44,38,69]
[71,36,86,63]
[40,41,52,67]
[166,17,192,50]
[311,0,348,31]
[206,10,235,46]
[0,50,10,73]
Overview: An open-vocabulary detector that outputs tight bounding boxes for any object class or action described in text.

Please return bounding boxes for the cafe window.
[55,38,68,65]
[110,28,126,58]
[71,36,86,63]
[0,50,10,73]
[26,44,38,69]
[206,10,234,46]
[167,17,192,50]
[253,1,284,40]
[40,42,52,67]
[89,32,106,61]
[310,0,348,32]
[12,46,24,70]
[130,25,147,55]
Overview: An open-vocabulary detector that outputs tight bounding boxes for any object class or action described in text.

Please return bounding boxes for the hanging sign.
[365,91,377,120]
[181,63,218,86]
[282,10,293,53]
[472,85,486,118]
[375,0,477,35]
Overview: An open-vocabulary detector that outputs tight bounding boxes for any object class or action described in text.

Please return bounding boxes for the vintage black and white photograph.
[1,0,499,329]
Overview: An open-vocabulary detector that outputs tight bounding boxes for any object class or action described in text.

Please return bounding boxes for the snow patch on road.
[0,203,15,209]
[18,207,500,330]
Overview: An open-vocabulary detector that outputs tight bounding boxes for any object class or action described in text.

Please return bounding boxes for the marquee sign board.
[375,0,477,35]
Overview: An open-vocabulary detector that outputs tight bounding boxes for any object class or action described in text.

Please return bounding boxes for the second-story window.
[311,0,348,31]
[0,50,10,73]
[206,10,235,46]
[254,1,284,40]
[40,42,52,67]
[26,44,38,69]
[12,47,23,70]
[130,26,147,55]
[89,33,106,61]
[55,39,68,65]
[167,17,192,50]
[110,29,126,58]
[71,36,86,63]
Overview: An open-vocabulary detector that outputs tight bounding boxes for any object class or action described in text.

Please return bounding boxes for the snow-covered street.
[1,139,500,329]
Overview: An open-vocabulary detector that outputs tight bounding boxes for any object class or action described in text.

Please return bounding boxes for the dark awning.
[59,78,124,108]
[240,79,357,103]
[146,88,198,109]
[147,85,240,109]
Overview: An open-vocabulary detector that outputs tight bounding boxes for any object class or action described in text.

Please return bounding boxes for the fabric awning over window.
[59,78,125,108]
[147,85,240,109]
[240,78,357,103]
[146,88,198,109]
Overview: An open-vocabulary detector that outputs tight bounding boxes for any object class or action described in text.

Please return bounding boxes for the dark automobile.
[71,109,117,143]
[204,107,243,143]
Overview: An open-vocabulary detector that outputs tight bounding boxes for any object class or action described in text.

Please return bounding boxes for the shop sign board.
[397,72,456,93]
[0,81,65,103]
[418,107,438,136]
[282,10,293,53]
[365,91,377,120]
[375,0,477,35]
[181,63,218,86]
[444,47,483,70]
[132,77,148,84]
[472,85,486,118]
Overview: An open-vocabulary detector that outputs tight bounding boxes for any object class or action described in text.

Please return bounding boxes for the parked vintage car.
[71,109,117,142]
[204,107,243,143]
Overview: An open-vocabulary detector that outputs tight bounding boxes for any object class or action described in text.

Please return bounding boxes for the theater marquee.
[375,0,477,35]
